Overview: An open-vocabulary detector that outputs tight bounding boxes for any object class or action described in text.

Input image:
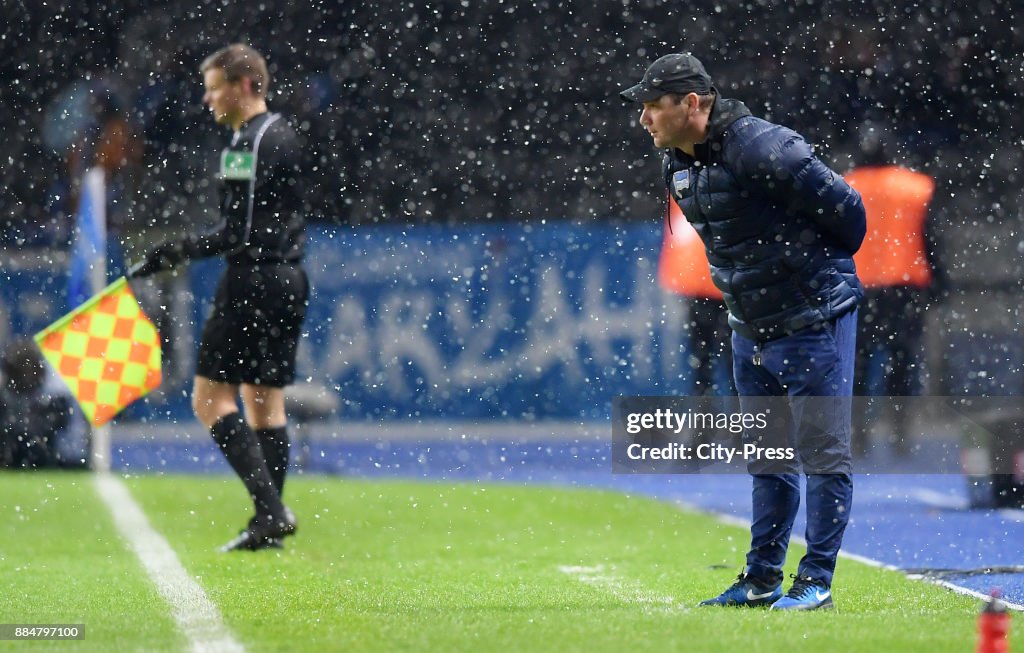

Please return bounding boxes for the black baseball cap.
[620,53,713,103]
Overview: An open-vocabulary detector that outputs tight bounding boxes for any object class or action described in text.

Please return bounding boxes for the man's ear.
[240,77,254,96]
[686,92,699,113]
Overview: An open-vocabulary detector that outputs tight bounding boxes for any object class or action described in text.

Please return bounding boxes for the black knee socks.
[256,426,290,495]
[210,413,284,517]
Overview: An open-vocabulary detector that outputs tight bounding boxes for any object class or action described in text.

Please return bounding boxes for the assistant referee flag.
[34,277,162,426]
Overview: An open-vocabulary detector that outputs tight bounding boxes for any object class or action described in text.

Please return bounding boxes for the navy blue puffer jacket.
[664,98,866,342]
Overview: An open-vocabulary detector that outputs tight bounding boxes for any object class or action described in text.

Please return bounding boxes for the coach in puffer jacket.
[658,83,865,342]
[622,53,866,612]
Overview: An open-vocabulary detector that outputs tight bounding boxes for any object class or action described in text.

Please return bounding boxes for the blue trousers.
[731,310,857,588]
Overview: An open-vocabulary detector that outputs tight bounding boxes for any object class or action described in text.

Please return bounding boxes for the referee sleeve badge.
[220,149,256,180]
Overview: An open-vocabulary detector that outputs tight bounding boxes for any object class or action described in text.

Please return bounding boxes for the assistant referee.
[134,44,308,552]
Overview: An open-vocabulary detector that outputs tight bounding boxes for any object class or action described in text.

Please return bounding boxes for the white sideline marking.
[669,496,1024,612]
[997,508,1024,522]
[558,564,678,611]
[94,474,245,653]
[909,488,970,511]
[912,488,1024,522]
[113,419,609,443]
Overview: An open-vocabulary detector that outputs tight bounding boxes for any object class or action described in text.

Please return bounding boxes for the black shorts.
[196,263,308,387]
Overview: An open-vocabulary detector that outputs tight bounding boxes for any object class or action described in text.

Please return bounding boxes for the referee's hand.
[128,241,185,278]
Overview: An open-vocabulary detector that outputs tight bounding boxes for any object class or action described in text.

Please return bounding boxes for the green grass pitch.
[0,472,1003,652]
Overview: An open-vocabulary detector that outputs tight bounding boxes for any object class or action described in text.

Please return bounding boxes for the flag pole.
[43,171,161,466]
[85,167,111,473]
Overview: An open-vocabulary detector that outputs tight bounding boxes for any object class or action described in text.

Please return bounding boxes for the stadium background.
[2,2,1024,648]
[3,0,1023,419]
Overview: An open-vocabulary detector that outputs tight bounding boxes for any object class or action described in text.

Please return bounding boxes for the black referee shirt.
[182,111,306,266]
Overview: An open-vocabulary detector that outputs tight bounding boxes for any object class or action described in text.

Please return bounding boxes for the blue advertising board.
[3,221,693,421]
[0,255,68,342]
[297,222,686,420]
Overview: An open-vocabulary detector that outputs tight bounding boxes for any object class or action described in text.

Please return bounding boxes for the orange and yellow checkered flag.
[34,277,162,426]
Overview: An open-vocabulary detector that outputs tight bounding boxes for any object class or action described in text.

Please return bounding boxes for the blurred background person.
[0,338,89,470]
[847,122,944,457]
[43,73,143,270]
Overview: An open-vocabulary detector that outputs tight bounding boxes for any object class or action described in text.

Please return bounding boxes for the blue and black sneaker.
[698,573,783,607]
[770,575,834,611]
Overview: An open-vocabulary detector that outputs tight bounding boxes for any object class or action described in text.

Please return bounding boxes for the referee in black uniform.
[134,44,307,551]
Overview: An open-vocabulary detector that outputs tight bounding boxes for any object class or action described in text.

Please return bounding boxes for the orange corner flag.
[34,277,162,426]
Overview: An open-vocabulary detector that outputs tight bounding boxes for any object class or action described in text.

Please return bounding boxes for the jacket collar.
[668,96,752,165]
